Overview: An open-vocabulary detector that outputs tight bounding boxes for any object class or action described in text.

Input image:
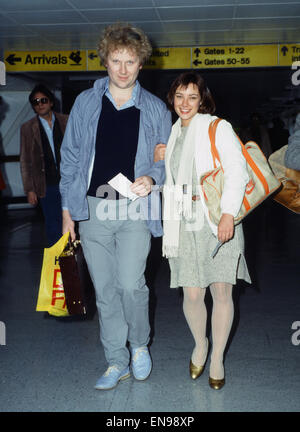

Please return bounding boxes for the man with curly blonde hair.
[60,22,172,390]
[98,22,152,67]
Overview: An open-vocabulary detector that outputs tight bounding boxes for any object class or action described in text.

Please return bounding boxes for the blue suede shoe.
[94,365,130,390]
[131,346,152,381]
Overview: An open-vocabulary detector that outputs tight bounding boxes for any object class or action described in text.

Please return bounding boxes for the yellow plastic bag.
[36,232,70,316]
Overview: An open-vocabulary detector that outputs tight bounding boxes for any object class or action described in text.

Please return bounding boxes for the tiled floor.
[0,200,299,412]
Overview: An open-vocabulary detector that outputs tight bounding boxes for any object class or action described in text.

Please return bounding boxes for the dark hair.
[29,84,55,105]
[167,72,216,114]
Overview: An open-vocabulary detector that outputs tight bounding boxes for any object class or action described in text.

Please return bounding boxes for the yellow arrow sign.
[87,50,106,71]
[144,47,191,70]
[87,47,191,71]
[279,44,300,66]
[5,50,86,72]
[192,45,278,69]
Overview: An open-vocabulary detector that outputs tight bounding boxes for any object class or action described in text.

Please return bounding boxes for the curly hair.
[167,72,216,115]
[97,22,152,65]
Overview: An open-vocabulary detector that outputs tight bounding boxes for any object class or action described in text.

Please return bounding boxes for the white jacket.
[169,113,249,235]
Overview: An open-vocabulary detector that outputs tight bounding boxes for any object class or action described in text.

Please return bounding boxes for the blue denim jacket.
[59,76,172,237]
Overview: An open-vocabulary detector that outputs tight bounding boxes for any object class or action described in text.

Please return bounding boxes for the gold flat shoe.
[189,360,205,380]
[189,338,209,380]
[209,376,225,390]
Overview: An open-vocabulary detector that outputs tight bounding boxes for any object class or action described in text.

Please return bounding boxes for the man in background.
[20,84,68,246]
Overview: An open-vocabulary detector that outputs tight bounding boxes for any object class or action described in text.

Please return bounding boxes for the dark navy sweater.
[87,95,140,197]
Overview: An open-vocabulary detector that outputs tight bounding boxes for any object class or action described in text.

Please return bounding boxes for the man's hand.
[62,209,76,241]
[27,191,38,206]
[218,213,234,243]
[154,143,167,162]
[130,176,153,197]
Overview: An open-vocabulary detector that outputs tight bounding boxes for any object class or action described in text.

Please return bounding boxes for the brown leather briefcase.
[59,240,90,315]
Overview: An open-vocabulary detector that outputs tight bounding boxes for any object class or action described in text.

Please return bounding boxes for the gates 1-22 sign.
[192,45,278,68]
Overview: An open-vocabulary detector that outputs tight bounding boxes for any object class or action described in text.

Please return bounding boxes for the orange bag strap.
[208,118,270,195]
[208,118,222,169]
[236,135,270,194]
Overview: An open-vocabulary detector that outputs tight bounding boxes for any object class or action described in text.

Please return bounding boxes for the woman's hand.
[130,176,153,197]
[218,213,234,243]
[154,143,167,162]
[62,209,76,241]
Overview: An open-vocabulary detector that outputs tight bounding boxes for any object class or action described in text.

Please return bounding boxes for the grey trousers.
[79,196,151,369]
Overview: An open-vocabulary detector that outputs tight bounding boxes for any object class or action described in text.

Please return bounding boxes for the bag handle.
[208,118,223,169]
[208,118,270,195]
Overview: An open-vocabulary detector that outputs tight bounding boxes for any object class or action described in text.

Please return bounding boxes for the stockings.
[183,282,233,379]
[183,287,207,366]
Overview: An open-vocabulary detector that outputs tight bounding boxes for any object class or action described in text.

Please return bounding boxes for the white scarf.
[162,113,217,258]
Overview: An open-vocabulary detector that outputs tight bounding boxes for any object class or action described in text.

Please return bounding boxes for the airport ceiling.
[0,0,299,51]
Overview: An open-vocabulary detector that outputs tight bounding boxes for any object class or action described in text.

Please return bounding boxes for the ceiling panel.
[25,23,98,36]
[6,10,88,25]
[0,26,36,37]
[0,0,74,12]
[0,0,299,51]
[233,17,300,30]
[236,4,300,18]
[81,9,159,23]
[107,21,165,34]
[0,14,16,26]
[157,6,235,21]
[69,0,155,8]
[237,0,299,4]
[163,20,232,32]
[153,0,235,5]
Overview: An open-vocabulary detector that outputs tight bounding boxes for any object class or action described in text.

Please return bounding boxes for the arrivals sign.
[4,44,300,72]
[5,50,86,72]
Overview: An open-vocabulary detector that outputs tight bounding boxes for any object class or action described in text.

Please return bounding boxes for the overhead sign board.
[192,44,278,69]
[279,44,300,66]
[5,50,86,72]
[4,44,300,72]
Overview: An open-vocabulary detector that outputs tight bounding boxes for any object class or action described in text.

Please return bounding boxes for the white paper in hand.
[108,173,139,201]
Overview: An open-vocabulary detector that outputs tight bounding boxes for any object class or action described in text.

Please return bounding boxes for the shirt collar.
[39,112,55,126]
[104,79,140,106]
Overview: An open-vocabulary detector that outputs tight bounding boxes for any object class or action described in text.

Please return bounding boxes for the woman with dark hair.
[156,72,251,389]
